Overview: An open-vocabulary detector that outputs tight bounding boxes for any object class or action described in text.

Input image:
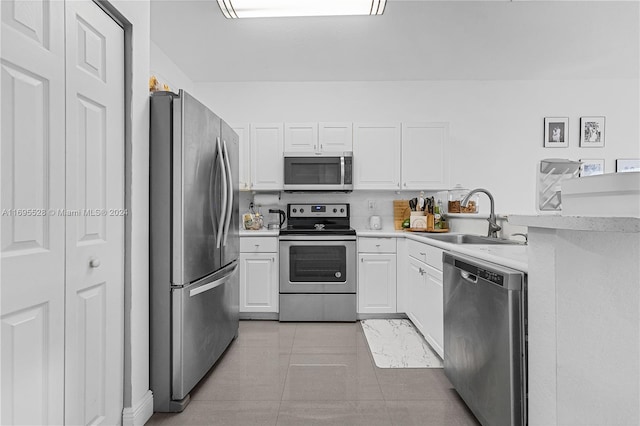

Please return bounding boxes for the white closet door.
[63,2,125,425]
[0,1,66,424]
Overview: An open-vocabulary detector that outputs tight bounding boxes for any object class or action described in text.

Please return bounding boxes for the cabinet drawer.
[240,237,278,253]
[358,237,396,253]
[407,239,443,270]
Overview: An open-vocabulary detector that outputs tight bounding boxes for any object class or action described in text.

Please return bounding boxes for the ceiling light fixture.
[217,0,387,19]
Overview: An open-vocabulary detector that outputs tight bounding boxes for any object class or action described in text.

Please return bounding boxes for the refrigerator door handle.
[189,263,239,297]
[222,139,234,246]
[208,158,217,242]
[215,137,227,249]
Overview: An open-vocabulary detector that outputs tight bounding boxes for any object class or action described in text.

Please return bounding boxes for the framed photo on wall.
[579,159,605,177]
[616,158,640,173]
[580,116,605,147]
[544,117,569,147]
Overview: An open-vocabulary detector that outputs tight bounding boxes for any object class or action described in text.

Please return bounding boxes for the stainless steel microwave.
[283,152,353,192]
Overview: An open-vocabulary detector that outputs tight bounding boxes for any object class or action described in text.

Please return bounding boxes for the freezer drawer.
[171,263,239,400]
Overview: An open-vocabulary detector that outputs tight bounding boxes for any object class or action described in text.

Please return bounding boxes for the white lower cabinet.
[240,237,279,312]
[406,239,444,358]
[407,256,428,332]
[358,237,397,314]
[423,264,444,356]
[358,253,397,314]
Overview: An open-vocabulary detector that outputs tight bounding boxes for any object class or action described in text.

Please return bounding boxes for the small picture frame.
[544,117,569,147]
[580,116,605,147]
[579,159,605,177]
[616,158,640,173]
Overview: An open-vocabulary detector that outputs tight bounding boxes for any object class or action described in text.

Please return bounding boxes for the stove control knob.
[300,208,304,213]
[333,208,337,213]
[340,208,345,213]
[292,208,297,213]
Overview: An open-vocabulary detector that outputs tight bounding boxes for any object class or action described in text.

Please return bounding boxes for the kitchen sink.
[424,234,525,245]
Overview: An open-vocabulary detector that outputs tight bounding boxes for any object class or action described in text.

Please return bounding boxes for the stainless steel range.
[279,203,356,322]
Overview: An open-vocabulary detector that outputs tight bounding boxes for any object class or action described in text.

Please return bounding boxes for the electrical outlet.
[368,200,376,210]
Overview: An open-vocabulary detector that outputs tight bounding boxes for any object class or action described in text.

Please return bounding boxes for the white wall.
[197,79,639,215]
[150,41,196,95]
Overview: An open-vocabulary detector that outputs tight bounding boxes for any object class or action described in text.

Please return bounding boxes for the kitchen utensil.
[418,191,425,211]
[409,198,417,211]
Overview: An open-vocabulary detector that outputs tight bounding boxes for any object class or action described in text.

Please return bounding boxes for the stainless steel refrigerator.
[149,90,240,412]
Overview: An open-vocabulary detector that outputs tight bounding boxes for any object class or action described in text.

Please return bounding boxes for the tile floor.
[146,320,480,426]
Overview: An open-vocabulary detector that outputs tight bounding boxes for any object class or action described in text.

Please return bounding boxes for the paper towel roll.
[253,193,280,207]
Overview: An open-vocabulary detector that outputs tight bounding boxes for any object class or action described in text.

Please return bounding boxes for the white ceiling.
[150,0,639,82]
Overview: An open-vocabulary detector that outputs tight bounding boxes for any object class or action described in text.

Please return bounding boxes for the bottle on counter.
[434,201,442,229]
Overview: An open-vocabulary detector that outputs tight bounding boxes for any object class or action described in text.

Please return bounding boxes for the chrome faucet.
[461,188,502,238]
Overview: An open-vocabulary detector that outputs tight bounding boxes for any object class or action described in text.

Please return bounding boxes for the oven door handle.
[279,235,357,242]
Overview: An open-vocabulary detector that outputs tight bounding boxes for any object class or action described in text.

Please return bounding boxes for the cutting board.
[393,200,411,230]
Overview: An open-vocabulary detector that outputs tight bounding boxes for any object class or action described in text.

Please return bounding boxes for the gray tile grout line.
[275,322,296,425]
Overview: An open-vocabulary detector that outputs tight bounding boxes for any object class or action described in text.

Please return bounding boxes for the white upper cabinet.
[353,123,401,190]
[401,122,450,190]
[284,122,318,152]
[319,122,353,152]
[285,122,352,153]
[231,123,251,191]
[250,123,284,190]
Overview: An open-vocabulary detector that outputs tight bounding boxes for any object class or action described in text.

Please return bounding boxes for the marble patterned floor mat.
[361,319,443,368]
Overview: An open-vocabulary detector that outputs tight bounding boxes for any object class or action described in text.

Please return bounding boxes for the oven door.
[280,237,356,293]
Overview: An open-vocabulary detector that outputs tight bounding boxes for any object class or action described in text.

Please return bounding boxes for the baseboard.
[239,312,279,320]
[357,313,408,320]
[122,390,154,426]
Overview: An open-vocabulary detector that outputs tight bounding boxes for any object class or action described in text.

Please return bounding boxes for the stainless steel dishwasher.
[443,252,527,426]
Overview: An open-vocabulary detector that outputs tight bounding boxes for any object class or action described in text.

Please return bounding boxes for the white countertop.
[357,229,529,272]
[509,215,640,233]
[240,228,280,237]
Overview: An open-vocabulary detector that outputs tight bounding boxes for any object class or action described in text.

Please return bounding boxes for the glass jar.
[448,185,479,214]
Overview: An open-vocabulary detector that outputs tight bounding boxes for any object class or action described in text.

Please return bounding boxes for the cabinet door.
[250,123,283,190]
[407,257,427,333]
[239,253,279,312]
[423,264,444,358]
[401,122,449,190]
[353,123,401,190]
[284,122,317,152]
[231,123,251,191]
[319,122,352,152]
[358,254,397,314]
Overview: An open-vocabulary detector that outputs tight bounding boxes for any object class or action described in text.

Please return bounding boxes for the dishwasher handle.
[460,270,478,284]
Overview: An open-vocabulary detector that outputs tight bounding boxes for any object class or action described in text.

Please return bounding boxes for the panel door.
[284,122,317,152]
[353,123,401,190]
[401,122,449,190]
[424,264,444,358]
[250,123,283,190]
[357,254,397,314]
[64,2,124,425]
[0,1,66,424]
[319,122,352,152]
[239,253,278,313]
